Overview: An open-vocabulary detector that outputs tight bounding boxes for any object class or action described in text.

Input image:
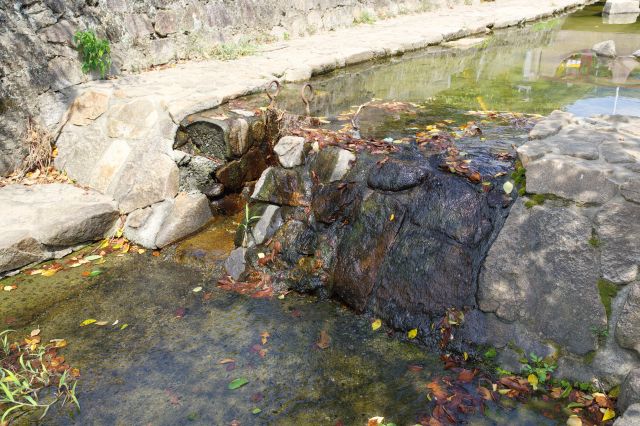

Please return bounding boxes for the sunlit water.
[4,2,640,425]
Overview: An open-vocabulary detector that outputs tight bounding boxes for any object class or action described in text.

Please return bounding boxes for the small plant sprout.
[73,30,111,78]
[239,204,262,247]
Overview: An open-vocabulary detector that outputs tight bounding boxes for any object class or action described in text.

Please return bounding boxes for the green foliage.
[588,235,601,248]
[597,279,619,321]
[354,11,377,25]
[524,194,547,209]
[239,204,262,247]
[210,39,258,61]
[0,330,79,423]
[483,347,497,359]
[73,30,111,78]
[521,353,556,384]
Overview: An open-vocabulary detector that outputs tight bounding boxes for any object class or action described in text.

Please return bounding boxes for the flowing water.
[3,2,640,425]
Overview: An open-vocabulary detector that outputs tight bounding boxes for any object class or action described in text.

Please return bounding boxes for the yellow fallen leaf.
[3,285,14,292]
[389,214,395,221]
[80,319,97,327]
[99,239,110,249]
[566,415,582,426]
[192,286,203,293]
[137,248,146,254]
[122,243,130,254]
[115,228,123,238]
[528,373,539,390]
[372,319,382,331]
[601,408,615,421]
[463,352,469,361]
[120,323,128,330]
[49,339,67,348]
[503,181,514,195]
[407,328,418,339]
[41,269,58,277]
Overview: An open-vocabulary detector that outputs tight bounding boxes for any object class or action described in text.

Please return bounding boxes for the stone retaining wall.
[0,0,481,176]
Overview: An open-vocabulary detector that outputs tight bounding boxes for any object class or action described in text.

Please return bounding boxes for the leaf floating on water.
[566,415,582,426]
[407,328,418,339]
[84,255,103,261]
[41,269,58,277]
[228,377,249,390]
[50,338,67,348]
[503,181,514,195]
[3,285,15,291]
[219,358,235,364]
[371,319,382,331]
[317,330,331,349]
[527,373,539,390]
[601,408,615,421]
[120,323,128,330]
[260,331,270,345]
[95,321,109,326]
[368,417,384,426]
[80,319,96,327]
[389,213,395,221]
[192,286,203,293]
[251,408,261,415]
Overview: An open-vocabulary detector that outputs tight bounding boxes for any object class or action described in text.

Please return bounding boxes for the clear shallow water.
[4,3,640,425]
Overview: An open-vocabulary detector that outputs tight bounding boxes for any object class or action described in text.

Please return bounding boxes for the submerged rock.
[593,40,617,57]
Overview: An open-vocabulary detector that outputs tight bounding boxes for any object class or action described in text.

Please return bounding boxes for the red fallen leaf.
[251,287,273,298]
[426,380,448,401]
[477,386,494,401]
[250,392,264,403]
[317,330,331,349]
[408,364,424,373]
[203,292,213,301]
[457,368,477,383]
[499,376,529,393]
[174,307,186,318]
[335,421,344,426]
[225,362,236,371]
[469,172,482,183]
[291,309,302,318]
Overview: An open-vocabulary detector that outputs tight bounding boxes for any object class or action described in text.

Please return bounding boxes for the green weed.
[73,30,111,78]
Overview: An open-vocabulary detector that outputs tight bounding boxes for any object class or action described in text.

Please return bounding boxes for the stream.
[2,2,640,425]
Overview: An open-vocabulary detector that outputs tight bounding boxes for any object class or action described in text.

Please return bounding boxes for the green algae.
[597,279,619,322]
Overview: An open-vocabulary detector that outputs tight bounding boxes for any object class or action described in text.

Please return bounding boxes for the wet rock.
[215,147,268,192]
[0,184,119,273]
[250,204,283,246]
[525,155,617,204]
[310,146,355,183]
[614,403,640,426]
[274,136,305,168]
[312,181,361,224]
[616,282,640,354]
[330,192,405,312]
[275,220,317,263]
[478,199,603,355]
[597,200,640,284]
[251,167,309,206]
[225,247,247,280]
[593,40,617,58]
[367,158,430,191]
[619,369,640,414]
[155,192,212,248]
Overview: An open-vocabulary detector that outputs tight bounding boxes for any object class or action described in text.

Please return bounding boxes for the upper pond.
[3,2,640,425]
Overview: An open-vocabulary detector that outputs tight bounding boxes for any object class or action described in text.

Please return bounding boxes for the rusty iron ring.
[266,80,281,104]
[301,83,315,116]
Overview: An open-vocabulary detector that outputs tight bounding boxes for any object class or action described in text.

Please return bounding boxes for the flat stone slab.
[0,184,119,274]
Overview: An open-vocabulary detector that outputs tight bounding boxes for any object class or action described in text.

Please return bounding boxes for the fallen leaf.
[137,248,146,254]
[192,286,203,293]
[228,377,249,390]
[503,181,514,194]
[80,319,97,327]
[372,319,382,331]
[50,339,67,348]
[407,364,424,373]
[84,255,103,261]
[317,330,331,349]
[251,408,261,415]
[368,417,384,426]
[601,408,615,421]
[88,269,102,277]
[219,358,235,364]
[458,369,476,383]
[389,213,395,221]
[260,331,270,345]
[120,323,128,330]
[528,373,539,390]
[407,328,418,339]
[566,415,582,426]
[41,269,58,277]
[3,285,16,291]
[152,251,160,257]
[95,321,109,326]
